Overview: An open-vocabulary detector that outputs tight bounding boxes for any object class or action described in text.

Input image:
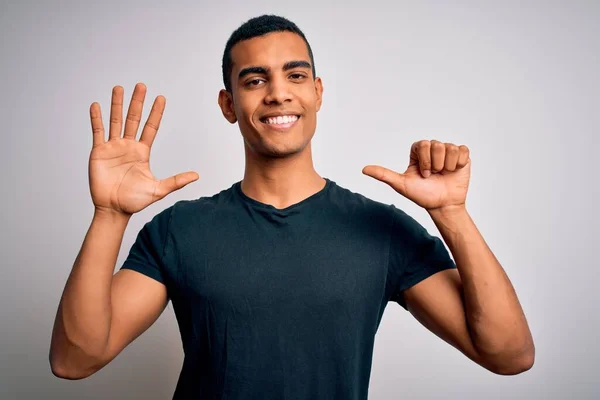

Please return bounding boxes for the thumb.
[362,165,407,195]
[155,171,199,200]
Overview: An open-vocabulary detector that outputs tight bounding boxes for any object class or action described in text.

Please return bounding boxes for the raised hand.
[88,83,199,215]
[362,140,471,212]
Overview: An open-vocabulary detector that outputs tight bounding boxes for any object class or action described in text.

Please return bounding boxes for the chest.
[175,222,389,317]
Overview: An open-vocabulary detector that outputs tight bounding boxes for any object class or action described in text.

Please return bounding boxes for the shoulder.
[144,182,239,231]
[327,179,399,229]
[172,182,238,215]
[327,179,435,241]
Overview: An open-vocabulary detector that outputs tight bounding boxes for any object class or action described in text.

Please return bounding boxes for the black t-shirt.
[121,178,456,399]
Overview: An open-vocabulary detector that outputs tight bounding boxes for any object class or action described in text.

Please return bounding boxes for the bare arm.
[403,206,535,375]
[363,140,534,375]
[50,83,198,379]
[49,210,168,379]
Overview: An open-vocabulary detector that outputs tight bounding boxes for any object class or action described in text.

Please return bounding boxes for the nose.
[263,76,292,105]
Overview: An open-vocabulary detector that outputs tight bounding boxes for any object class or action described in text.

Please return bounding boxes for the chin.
[260,144,306,158]
[250,138,310,159]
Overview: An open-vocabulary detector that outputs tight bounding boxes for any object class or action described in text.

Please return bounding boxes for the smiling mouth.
[260,115,300,130]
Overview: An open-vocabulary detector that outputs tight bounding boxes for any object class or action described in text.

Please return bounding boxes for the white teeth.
[265,115,298,125]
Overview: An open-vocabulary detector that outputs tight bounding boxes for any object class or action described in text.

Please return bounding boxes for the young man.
[50,14,534,399]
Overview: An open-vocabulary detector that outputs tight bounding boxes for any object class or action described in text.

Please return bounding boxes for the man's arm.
[50,83,198,379]
[402,205,535,375]
[49,210,168,380]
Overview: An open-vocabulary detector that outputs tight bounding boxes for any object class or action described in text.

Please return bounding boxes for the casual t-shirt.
[121,177,456,400]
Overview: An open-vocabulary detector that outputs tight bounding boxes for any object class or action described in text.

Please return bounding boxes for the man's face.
[220,31,323,158]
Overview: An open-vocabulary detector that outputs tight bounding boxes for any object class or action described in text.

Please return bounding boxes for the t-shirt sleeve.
[120,205,174,287]
[387,205,456,310]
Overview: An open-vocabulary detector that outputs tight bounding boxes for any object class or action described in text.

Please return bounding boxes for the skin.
[219,31,535,374]
[218,31,326,209]
[50,30,533,380]
[363,143,535,374]
[49,84,197,379]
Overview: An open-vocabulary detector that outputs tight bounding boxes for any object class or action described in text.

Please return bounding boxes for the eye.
[289,73,306,80]
[246,78,265,87]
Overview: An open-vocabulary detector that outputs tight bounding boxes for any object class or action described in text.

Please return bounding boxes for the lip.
[259,115,301,132]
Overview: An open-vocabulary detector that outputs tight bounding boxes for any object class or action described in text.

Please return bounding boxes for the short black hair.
[221,15,316,92]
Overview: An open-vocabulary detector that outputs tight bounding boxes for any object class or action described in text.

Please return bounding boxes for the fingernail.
[423,170,431,178]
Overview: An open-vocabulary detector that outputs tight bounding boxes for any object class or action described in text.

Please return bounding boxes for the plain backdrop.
[1,0,598,399]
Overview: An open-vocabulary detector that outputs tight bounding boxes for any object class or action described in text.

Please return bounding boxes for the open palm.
[89,83,198,215]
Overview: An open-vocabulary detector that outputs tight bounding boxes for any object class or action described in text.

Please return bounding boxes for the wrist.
[426,204,468,220]
[93,207,132,224]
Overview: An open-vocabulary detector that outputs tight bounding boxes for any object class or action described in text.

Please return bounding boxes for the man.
[50,14,534,399]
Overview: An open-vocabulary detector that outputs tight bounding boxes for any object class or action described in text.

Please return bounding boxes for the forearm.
[427,206,534,369]
[50,209,131,376]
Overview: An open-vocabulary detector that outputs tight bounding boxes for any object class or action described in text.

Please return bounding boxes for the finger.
[154,171,199,200]
[139,95,166,148]
[362,165,407,196]
[123,82,147,140]
[430,140,445,173]
[109,86,124,140]
[444,143,460,172]
[408,141,419,167]
[89,102,105,147]
[416,140,432,178]
[457,145,470,167]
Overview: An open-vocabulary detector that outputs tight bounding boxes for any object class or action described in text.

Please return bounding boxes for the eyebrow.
[238,60,312,80]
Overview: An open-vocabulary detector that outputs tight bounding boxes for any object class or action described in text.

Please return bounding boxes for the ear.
[218,89,237,123]
[314,77,323,112]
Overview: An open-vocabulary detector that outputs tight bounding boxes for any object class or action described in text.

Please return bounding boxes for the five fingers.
[89,82,166,147]
[411,140,470,178]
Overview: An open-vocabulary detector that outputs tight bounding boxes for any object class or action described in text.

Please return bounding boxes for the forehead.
[230,31,311,71]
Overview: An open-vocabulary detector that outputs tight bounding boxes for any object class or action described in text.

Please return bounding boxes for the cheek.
[235,103,261,136]
[232,91,251,114]
[302,89,319,111]
[237,99,261,123]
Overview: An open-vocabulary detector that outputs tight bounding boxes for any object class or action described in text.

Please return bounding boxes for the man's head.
[218,15,323,159]
[221,15,316,93]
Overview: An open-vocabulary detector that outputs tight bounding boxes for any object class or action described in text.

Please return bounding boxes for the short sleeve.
[387,205,456,310]
[120,205,174,286]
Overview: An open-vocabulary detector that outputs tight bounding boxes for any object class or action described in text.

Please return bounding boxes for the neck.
[241,142,326,210]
